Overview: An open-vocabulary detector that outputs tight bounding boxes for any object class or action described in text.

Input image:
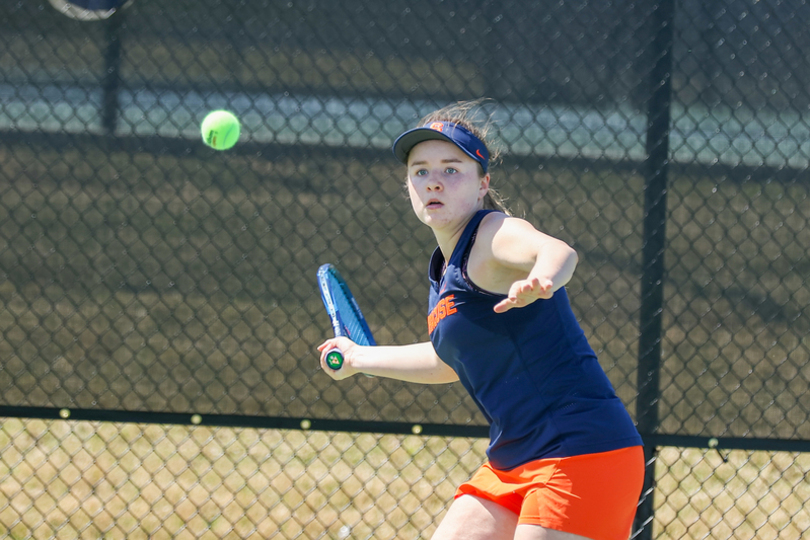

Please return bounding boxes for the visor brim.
[392,128,458,164]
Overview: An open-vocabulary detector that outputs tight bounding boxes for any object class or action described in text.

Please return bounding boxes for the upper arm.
[433,358,461,383]
[425,342,461,383]
[468,214,578,292]
[488,216,575,272]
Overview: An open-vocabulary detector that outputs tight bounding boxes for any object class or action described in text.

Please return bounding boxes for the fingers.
[317,338,338,354]
[492,299,513,313]
[493,278,554,313]
[319,347,345,379]
[317,337,355,380]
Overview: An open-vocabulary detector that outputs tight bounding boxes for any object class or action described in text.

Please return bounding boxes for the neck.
[433,212,479,261]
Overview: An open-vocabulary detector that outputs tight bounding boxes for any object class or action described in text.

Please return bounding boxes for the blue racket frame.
[317,264,376,371]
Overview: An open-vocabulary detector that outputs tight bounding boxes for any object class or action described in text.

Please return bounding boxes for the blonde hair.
[415,99,511,215]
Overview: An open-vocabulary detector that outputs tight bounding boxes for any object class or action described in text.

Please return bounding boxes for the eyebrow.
[409,158,464,166]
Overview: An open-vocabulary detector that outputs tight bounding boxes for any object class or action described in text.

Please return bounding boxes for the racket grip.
[324,348,344,371]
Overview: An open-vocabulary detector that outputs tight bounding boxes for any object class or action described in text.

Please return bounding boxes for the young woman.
[317,101,644,540]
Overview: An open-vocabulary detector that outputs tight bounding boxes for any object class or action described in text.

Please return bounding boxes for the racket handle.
[325,348,344,371]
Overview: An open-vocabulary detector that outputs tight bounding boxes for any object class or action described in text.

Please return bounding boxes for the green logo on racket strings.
[326,350,344,370]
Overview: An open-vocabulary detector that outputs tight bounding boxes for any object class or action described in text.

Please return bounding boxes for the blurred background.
[0,0,808,538]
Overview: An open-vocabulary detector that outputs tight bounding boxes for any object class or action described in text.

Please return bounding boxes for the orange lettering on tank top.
[428,294,458,334]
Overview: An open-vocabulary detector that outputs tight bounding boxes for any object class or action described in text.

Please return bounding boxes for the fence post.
[634,0,675,538]
[102,11,124,135]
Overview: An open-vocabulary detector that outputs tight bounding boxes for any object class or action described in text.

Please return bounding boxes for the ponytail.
[483,189,511,216]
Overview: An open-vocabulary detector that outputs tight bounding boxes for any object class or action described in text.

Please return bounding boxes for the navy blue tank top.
[428,210,642,470]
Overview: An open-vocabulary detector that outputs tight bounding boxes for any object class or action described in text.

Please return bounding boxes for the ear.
[479,173,491,198]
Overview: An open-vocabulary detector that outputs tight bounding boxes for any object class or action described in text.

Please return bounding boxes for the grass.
[0,418,488,539]
[1,419,809,539]
[653,447,810,540]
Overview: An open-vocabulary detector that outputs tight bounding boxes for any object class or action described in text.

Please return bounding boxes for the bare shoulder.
[476,212,532,239]
[468,212,578,295]
[477,212,574,267]
[467,213,543,293]
[477,213,552,256]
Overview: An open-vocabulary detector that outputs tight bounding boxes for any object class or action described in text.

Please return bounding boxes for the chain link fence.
[0,0,808,538]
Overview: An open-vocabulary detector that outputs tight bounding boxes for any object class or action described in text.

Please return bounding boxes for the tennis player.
[318,101,644,540]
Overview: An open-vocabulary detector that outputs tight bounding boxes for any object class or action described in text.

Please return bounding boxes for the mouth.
[426,199,443,209]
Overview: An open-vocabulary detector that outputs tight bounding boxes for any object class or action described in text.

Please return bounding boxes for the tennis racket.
[316,263,376,371]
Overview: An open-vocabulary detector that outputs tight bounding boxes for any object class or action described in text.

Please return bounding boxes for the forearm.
[352,341,459,384]
[531,242,578,292]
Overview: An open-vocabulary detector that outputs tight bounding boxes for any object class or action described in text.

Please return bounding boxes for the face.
[406,139,490,231]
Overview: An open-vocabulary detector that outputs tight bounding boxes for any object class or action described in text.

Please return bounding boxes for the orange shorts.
[455,446,644,540]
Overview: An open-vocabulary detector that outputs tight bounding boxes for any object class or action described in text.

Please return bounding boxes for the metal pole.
[634,0,675,538]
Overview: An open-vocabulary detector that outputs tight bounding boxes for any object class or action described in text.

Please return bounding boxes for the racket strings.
[331,284,373,346]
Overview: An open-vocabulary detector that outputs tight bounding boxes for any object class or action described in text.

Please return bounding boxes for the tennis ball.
[201,110,240,150]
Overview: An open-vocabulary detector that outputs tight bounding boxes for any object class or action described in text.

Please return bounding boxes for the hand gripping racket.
[317,263,376,371]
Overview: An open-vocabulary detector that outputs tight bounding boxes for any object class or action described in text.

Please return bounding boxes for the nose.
[425,172,442,191]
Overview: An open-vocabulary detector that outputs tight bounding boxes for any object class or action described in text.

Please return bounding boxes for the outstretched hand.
[493,277,554,313]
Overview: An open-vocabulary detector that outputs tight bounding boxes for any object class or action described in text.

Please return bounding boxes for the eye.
[444,167,458,174]
[414,168,428,176]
